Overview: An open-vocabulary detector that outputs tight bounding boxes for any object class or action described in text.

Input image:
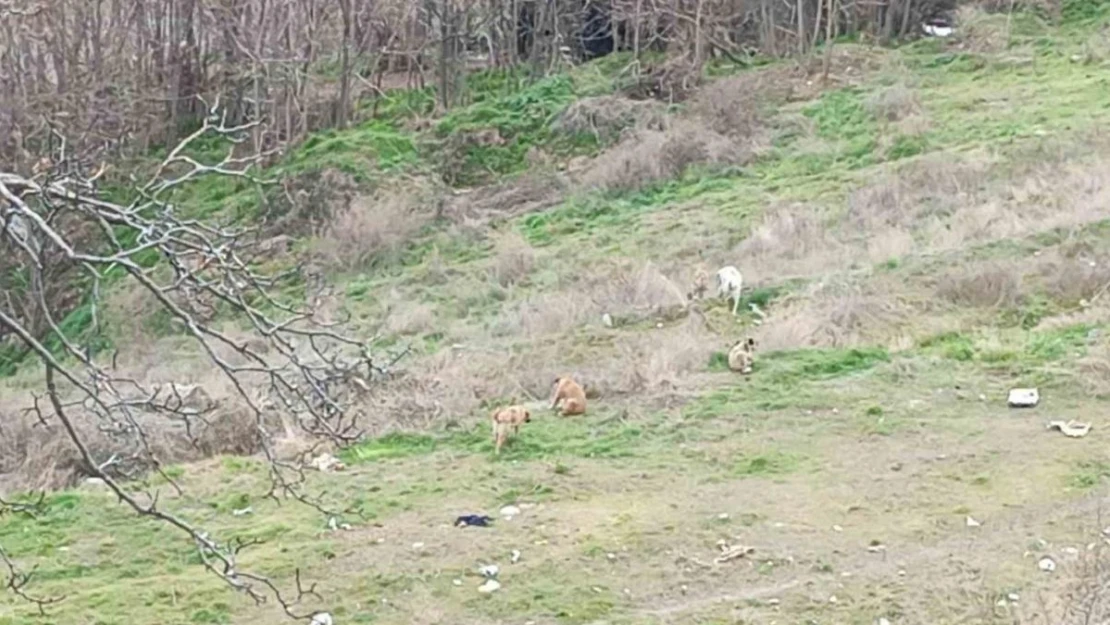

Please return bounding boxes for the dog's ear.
[524,410,531,422]
[747,337,756,349]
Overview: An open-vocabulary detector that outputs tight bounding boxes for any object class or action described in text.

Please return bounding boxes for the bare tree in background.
[0,103,396,620]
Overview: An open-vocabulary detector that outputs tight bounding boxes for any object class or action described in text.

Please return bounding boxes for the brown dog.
[550,376,587,416]
[491,405,531,454]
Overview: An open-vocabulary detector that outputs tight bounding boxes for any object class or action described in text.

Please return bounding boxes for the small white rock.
[606,552,617,561]
[411,542,425,551]
[833,525,844,532]
[232,506,253,516]
[898,570,906,577]
[1008,593,1020,602]
[718,512,730,520]
[452,579,462,586]
[602,313,614,328]
[500,505,521,518]
[966,516,981,528]
[478,579,501,594]
[878,618,892,625]
[1038,556,1056,572]
[511,549,521,564]
[768,598,780,606]
[310,613,334,625]
[829,595,839,604]
[376,537,385,544]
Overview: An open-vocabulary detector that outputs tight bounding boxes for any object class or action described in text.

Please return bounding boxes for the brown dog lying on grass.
[490,405,531,454]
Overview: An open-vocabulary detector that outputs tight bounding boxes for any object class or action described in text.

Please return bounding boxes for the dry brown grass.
[734,203,849,282]
[933,261,1025,308]
[555,95,667,143]
[312,178,443,270]
[865,84,922,123]
[580,118,752,194]
[753,276,935,350]
[489,231,536,288]
[492,260,688,337]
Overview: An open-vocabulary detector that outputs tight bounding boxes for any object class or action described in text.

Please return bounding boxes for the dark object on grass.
[456,514,493,527]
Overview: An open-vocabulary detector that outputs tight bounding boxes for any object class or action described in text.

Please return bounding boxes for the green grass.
[11,9,1110,625]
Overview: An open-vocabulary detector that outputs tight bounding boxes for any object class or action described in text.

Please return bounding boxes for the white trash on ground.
[1046,420,1091,438]
[1008,388,1039,408]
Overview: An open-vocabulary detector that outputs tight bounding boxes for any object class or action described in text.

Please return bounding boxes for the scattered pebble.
[833,525,844,532]
[890,462,903,472]
[829,595,839,604]
[232,506,253,516]
[376,538,385,544]
[878,618,892,625]
[452,579,462,586]
[898,570,906,577]
[606,552,617,561]
[718,513,730,520]
[511,549,522,564]
[867,543,886,553]
[1008,593,1020,602]
[966,516,982,528]
[478,579,501,594]
[339,523,352,531]
[601,313,614,328]
[768,598,780,606]
[411,542,425,551]
[1063,547,1080,557]
[310,612,334,625]
[500,505,521,519]
[681,584,689,595]
[656,322,664,329]
[592,586,604,594]
[1038,556,1056,572]
[978,394,987,401]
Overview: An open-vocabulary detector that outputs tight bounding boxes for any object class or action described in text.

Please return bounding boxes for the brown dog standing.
[491,405,531,454]
[550,376,587,416]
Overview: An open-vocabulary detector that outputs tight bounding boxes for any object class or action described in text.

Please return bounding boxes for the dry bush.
[953,5,1017,54]
[382,293,438,336]
[687,71,789,138]
[1020,541,1110,625]
[588,317,720,397]
[444,169,569,224]
[490,231,536,288]
[865,84,922,122]
[589,261,689,321]
[847,153,992,234]
[580,119,750,194]
[0,376,277,491]
[492,261,687,338]
[313,178,443,270]
[734,203,851,281]
[754,277,924,350]
[933,261,1025,308]
[555,95,667,143]
[1034,250,1110,306]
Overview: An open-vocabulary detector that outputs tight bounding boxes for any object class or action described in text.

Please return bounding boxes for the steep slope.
[4,6,1110,625]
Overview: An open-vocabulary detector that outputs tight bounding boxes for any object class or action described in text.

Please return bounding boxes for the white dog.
[716,266,744,315]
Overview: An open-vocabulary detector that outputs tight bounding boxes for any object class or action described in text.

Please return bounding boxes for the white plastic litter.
[1047,420,1091,438]
[1008,388,1040,408]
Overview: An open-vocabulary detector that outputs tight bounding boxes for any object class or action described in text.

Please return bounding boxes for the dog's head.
[523,409,532,423]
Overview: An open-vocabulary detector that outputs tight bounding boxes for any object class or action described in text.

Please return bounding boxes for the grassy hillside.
[5,5,1110,624]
